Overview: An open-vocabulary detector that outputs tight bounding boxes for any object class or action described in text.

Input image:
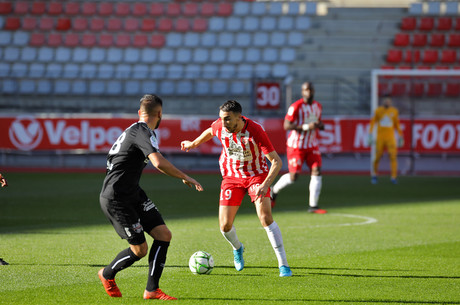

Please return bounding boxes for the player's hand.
[255,183,269,203]
[182,177,204,192]
[398,137,404,148]
[180,140,193,152]
[315,121,325,130]
[0,173,8,187]
[367,134,374,146]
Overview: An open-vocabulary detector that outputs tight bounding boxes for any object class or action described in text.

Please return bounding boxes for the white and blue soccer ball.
[189,251,214,275]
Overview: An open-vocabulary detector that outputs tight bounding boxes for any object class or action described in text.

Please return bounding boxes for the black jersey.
[100,122,159,201]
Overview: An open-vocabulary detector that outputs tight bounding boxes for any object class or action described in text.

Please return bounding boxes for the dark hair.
[220,100,242,114]
[140,94,162,115]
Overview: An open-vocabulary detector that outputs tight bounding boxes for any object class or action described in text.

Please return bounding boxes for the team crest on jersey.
[227,138,252,162]
[150,135,159,150]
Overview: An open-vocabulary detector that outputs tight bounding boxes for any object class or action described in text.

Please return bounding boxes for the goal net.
[370,69,460,176]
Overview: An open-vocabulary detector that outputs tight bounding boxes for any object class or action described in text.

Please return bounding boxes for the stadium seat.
[400,17,416,31]
[192,19,207,32]
[211,48,226,63]
[218,32,234,47]
[184,3,198,16]
[37,47,54,62]
[56,18,71,31]
[3,46,19,62]
[269,2,283,15]
[165,33,182,48]
[445,83,460,97]
[107,80,122,95]
[280,48,296,62]
[56,47,72,62]
[12,63,28,77]
[446,2,459,15]
[261,16,276,31]
[150,35,165,48]
[158,19,173,32]
[133,34,148,47]
[4,17,20,30]
[19,80,35,94]
[288,2,300,15]
[429,33,445,47]
[217,3,232,16]
[422,50,438,64]
[403,49,420,64]
[412,33,427,47]
[200,3,215,17]
[296,16,311,30]
[48,2,63,15]
[410,82,425,97]
[141,19,155,32]
[48,34,62,47]
[200,33,216,47]
[30,33,45,46]
[271,32,287,47]
[29,63,45,77]
[31,2,46,15]
[133,3,147,16]
[175,19,190,32]
[82,34,97,47]
[99,3,113,16]
[166,3,181,16]
[447,34,460,47]
[234,2,250,16]
[440,50,456,64]
[150,3,164,16]
[386,49,402,64]
[393,33,410,47]
[107,48,123,63]
[168,64,183,79]
[279,16,295,31]
[437,17,452,31]
[131,64,149,79]
[272,64,289,78]
[0,32,11,46]
[115,34,130,48]
[98,34,113,47]
[183,33,199,47]
[235,33,251,47]
[64,33,79,47]
[115,64,131,79]
[21,47,37,62]
[455,17,460,31]
[73,18,88,31]
[193,48,209,63]
[14,2,28,14]
[90,18,105,31]
[209,17,225,31]
[251,2,266,15]
[107,19,122,32]
[246,49,261,63]
[228,49,244,63]
[63,63,79,78]
[115,3,130,16]
[419,17,434,31]
[0,2,12,14]
[253,32,269,47]
[288,32,303,46]
[39,17,54,31]
[391,82,407,96]
[64,3,80,15]
[176,49,192,63]
[243,17,259,31]
[82,3,97,16]
[426,83,443,96]
[12,32,27,46]
[22,17,37,30]
[71,80,87,95]
[226,17,242,31]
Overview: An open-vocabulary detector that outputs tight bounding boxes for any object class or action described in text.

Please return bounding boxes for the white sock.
[273,173,294,195]
[221,226,242,250]
[309,175,322,207]
[264,221,288,267]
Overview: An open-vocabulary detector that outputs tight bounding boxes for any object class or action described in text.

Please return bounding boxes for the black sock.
[146,240,170,292]
[103,247,141,279]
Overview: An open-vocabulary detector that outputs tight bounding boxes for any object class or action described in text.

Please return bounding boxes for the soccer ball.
[189,251,214,275]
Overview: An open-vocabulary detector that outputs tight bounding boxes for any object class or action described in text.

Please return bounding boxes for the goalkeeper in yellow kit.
[369,95,404,184]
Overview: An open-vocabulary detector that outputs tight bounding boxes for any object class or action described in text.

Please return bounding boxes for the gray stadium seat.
[12,63,27,77]
[209,17,225,31]
[159,81,175,95]
[446,2,459,14]
[176,49,192,63]
[89,48,106,63]
[37,80,52,94]
[46,63,62,78]
[201,33,217,47]
[141,49,157,63]
[107,48,123,63]
[98,64,114,79]
[263,48,278,62]
[141,81,156,94]
[81,63,97,78]
[12,31,28,46]
[184,33,200,47]
[62,63,79,78]
[54,80,71,94]
[269,2,282,15]
[2,80,16,94]
[21,47,37,62]
[0,16,4,29]
[168,64,183,79]
[89,81,105,95]
[115,64,131,79]
[107,80,122,95]
[202,64,219,78]
[261,17,276,31]
[251,2,266,16]
[212,80,228,95]
[427,2,441,15]
[295,16,311,30]
[237,64,253,79]
[235,33,251,47]
[288,32,303,46]
[228,49,244,63]
[4,46,20,62]
[254,64,271,78]
[195,81,210,95]
[56,47,72,63]
[72,48,89,63]
[71,80,87,95]
[288,2,300,15]
[29,63,45,78]
[132,64,149,79]
[0,63,10,77]
[270,32,287,46]
[243,17,259,31]
[211,48,226,63]
[253,32,269,47]
[218,32,234,47]
[230,81,247,95]
[220,64,235,79]
[158,48,175,63]
[279,16,294,31]
[409,2,423,15]
[150,65,167,79]
[0,32,11,46]
[166,33,183,48]
[305,2,317,15]
[125,80,141,95]
[176,80,193,95]
[280,48,296,62]
[124,48,140,63]
[272,64,288,77]
[234,2,250,16]
[226,17,243,31]
[184,64,200,79]
[193,48,209,63]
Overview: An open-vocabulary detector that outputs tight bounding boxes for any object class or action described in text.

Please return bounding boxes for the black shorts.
[99,194,165,245]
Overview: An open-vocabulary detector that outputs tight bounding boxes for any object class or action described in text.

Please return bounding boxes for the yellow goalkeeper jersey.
[370,106,402,138]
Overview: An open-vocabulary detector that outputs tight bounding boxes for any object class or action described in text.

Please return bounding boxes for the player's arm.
[0,173,8,187]
[181,127,213,152]
[148,152,203,191]
[284,118,320,132]
[256,151,282,199]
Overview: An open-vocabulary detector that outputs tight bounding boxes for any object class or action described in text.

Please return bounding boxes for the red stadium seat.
[39,17,54,31]
[393,33,409,47]
[217,3,233,16]
[403,50,420,64]
[99,34,113,47]
[175,19,190,32]
[90,18,105,31]
[22,17,37,30]
[412,33,427,47]
[184,3,199,16]
[429,34,445,47]
[400,17,416,31]
[437,17,452,31]
[445,83,460,97]
[48,2,63,15]
[4,17,21,30]
[386,49,402,64]
[200,3,215,16]
[124,19,139,31]
[133,34,148,47]
[73,18,88,31]
[410,82,425,97]
[419,17,434,31]
[422,50,438,64]
[150,34,165,48]
[440,50,456,64]
[192,19,207,32]
[378,82,390,96]
[14,2,29,14]
[56,18,71,31]
[99,3,113,16]
[115,3,130,16]
[133,3,147,16]
[31,2,46,15]
[150,3,164,16]
[64,3,80,15]
[454,18,460,31]
[166,3,181,16]
[82,3,97,15]
[30,33,45,46]
[391,82,407,96]
[141,19,155,32]
[115,34,131,47]
[0,2,12,14]
[447,34,460,47]
[82,34,97,47]
[158,19,173,32]
[64,33,79,47]
[107,19,122,32]
[48,33,62,47]
[426,83,443,96]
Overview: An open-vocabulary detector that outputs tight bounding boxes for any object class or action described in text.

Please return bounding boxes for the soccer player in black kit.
[99,94,203,300]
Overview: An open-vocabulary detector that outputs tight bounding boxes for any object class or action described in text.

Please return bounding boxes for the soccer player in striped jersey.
[272,82,327,214]
[181,100,292,277]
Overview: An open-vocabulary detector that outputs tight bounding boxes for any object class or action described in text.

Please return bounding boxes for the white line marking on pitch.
[283,213,378,229]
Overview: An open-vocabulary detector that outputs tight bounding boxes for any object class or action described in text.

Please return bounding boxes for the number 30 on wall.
[256,82,281,110]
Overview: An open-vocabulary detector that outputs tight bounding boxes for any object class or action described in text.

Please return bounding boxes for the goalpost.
[370,69,460,176]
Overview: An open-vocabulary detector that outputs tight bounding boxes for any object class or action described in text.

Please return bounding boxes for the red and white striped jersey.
[285,99,323,150]
[211,116,275,178]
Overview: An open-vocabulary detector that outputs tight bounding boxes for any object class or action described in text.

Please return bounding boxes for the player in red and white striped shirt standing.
[272,82,327,214]
[181,100,292,277]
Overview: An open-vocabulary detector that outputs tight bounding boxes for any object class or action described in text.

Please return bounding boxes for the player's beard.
[155,117,162,129]
[225,123,238,133]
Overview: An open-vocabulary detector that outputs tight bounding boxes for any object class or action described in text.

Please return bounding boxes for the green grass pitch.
[0,172,459,304]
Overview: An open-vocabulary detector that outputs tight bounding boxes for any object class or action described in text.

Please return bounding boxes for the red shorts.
[286,147,322,173]
[220,174,271,206]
